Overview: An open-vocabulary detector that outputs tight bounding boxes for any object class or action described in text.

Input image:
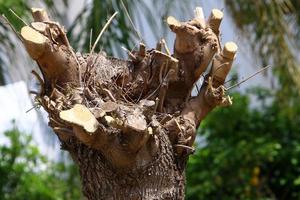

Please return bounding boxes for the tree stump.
[20,7,237,200]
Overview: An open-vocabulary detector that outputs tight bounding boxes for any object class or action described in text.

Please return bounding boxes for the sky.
[0,81,59,160]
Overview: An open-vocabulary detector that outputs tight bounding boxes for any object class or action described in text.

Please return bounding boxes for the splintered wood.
[59,104,99,133]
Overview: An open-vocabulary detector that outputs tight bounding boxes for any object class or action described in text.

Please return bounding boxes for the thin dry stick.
[174,144,195,152]
[121,46,136,60]
[90,12,118,54]
[89,29,93,52]
[120,0,143,42]
[226,65,272,91]
[211,62,230,79]
[224,76,238,85]
[9,9,28,26]
[145,71,170,100]
[130,41,140,54]
[26,104,40,113]
[161,39,171,55]
[29,90,39,95]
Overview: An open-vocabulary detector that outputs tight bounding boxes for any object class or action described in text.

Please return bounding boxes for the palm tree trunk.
[63,134,185,199]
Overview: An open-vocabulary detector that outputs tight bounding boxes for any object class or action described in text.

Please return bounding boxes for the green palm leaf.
[224,0,300,101]
[67,0,190,56]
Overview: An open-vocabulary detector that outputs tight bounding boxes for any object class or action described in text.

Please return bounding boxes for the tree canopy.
[0,126,82,199]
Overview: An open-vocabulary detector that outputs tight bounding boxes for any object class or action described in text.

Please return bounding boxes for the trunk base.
[62,132,186,200]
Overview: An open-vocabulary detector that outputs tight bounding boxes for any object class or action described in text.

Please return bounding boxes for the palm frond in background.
[224,0,300,102]
[0,0,30,85]
[0,0,63,85]
[67,0,191,57]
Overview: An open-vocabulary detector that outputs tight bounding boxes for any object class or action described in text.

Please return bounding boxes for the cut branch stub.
[223,41,238,59]
[207,9,224,34]
[31,22,47,34]
[180,41,238,129]
[21,25,78,88]
[21,26,46,59]
[166,16,182,33]
[59,104,99,133]
[192,7,206,28]
[122,113,150,153]
[167,16,200,53]
[166,12,220,101]
[211,41,238,84]
[124,114,147,133]
[31,7,50,22]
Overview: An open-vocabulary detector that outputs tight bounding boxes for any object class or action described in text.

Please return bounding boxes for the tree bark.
[20,7,237,200]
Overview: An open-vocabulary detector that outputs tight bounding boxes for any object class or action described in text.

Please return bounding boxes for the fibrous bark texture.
[21,7,237,200]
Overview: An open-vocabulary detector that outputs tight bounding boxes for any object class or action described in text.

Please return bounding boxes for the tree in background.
[187,88,300,199]
[0,126,81,199]
[185,1,300,198]
[224,0,300,101]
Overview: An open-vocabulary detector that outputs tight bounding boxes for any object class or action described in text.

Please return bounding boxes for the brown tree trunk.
[19,7,237,199]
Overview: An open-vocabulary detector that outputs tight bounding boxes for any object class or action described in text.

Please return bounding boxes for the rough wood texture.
[20,7,237,199]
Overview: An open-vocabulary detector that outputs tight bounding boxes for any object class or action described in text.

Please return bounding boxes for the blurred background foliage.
[225,0,300,107]
[0,0,65,85]
[67,0,190,55]
[0,127,81,200]
[0,0,300,199]
[186,90,300,199]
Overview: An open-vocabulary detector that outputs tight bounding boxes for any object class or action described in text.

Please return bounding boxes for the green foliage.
[0,127,81,200]
[224,0,300,99]
[186,90,300,200]
[68,0,190,56]
[68,0,135,55]
[0,0,61,85]
[0,0,30,85]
